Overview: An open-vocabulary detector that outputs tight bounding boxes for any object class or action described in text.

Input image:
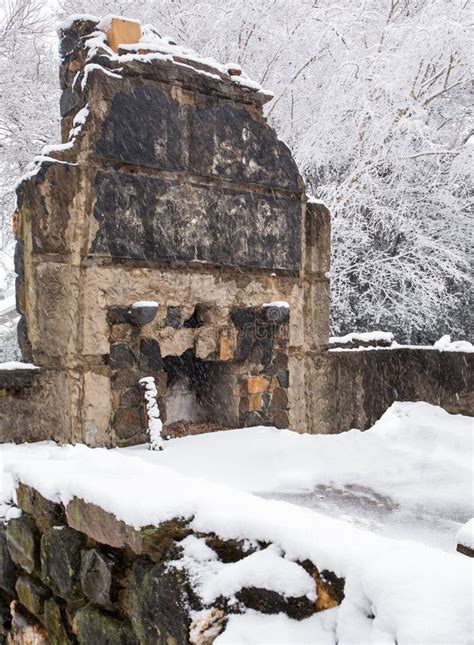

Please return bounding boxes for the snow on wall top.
[59,14,273,101]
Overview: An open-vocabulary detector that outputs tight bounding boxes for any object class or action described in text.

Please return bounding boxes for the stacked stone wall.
[0,484,344,644]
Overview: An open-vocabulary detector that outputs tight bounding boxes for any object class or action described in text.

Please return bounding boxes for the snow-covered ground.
[0,402,473,643]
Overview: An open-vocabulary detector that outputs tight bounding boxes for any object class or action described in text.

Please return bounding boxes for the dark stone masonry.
[0,483,344,644]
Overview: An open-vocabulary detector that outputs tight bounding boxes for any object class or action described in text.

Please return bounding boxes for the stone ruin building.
[0,16,472,645]
[0,16,331,447]
[0,16,471,447]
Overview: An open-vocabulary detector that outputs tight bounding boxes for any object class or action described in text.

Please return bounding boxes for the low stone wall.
[312,348,473,434]
[0,369,71,444]
[0,484,344,644]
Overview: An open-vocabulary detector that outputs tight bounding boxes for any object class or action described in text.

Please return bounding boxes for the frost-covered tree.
[0,0,59,297]
[1,0,472,342]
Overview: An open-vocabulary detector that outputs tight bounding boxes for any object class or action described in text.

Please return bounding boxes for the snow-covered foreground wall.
[0,403,472,643]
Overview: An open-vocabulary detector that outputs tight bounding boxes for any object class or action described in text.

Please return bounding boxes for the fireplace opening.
[162,350,239,437]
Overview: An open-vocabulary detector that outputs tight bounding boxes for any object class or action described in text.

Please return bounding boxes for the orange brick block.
[245,376,269,394]
[218,328,237,361]
[248,393,263,411]
[107,18,141,53]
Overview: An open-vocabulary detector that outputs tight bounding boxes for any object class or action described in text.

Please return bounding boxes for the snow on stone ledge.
[0,361,40,371]
[262,301,289,308]
[456,519,474,550]
[329,331,394,346]
[433,334,474,353]
[330,331,474,352]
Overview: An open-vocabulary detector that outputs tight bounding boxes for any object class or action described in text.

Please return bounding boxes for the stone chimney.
[5,15,330,446]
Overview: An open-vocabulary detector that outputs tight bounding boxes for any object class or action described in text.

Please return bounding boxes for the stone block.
[0,526,19,595]
[113,407,144,440]
[8,601,48,644]
[40,526,84,599]
[139,338,163,372]
[277,370,290,388]
[248,393,263,411]
[195,327,217,360]
[245,376,269,394]
[73,605,137,645]
[218,327,237,361]
[165,306,183,329]
[16,483,65,532]
[456,544,474,558]
[273,409,289,429]
[80,549,114,607]
[90,171,302,271]
[66,497,190,557]
[6,515,40,575]
[107,17,141,53]
[43,598,74,645]
[130,558,192,644]
[128,302,158,327]
[235,586,314,620]
[109,343,136,370]
[15,574,50,621]
[271,387,289,410]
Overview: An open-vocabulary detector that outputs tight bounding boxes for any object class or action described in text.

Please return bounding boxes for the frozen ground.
[120,401,472,552]
[0,402,473,643]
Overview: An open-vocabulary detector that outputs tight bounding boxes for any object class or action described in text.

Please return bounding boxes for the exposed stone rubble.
[0,483,345,644]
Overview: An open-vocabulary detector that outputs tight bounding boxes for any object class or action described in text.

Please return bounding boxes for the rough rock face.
[0,15,330,446]
[0,483,345,644]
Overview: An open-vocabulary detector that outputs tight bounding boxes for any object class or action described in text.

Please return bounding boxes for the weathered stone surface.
[300,560,345,611]
[43,597,74,645]
[189,608,225,645]
[7,602,48,645]
[16,484,65,533]
[139,339,163,372]
[273,409,289,429]
[40,527,84,598]
[128,303,158,327]
[73,605,137,645]
[6,516,39,575]
[245,376,269,394]
[90,171,302,271]
[0,370,71,444]
[0,368,38,391]
[108,343,136,370]
[80,549,114,607]
[312,348,474,434]
[66,498,190,557]
[130,558,193,645]
[96,85,190,171]
[456,544,474,558]
[235,587,314,619]
[189,104,301,190]
[0,597,11,639]
[0,527,18,596]
[15,575,50,621]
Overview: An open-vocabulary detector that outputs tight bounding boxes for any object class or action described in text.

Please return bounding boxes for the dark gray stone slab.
[189,104,301,190]
[96,85,189,170]
[95,84,301,190]
[90,170,302,270]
